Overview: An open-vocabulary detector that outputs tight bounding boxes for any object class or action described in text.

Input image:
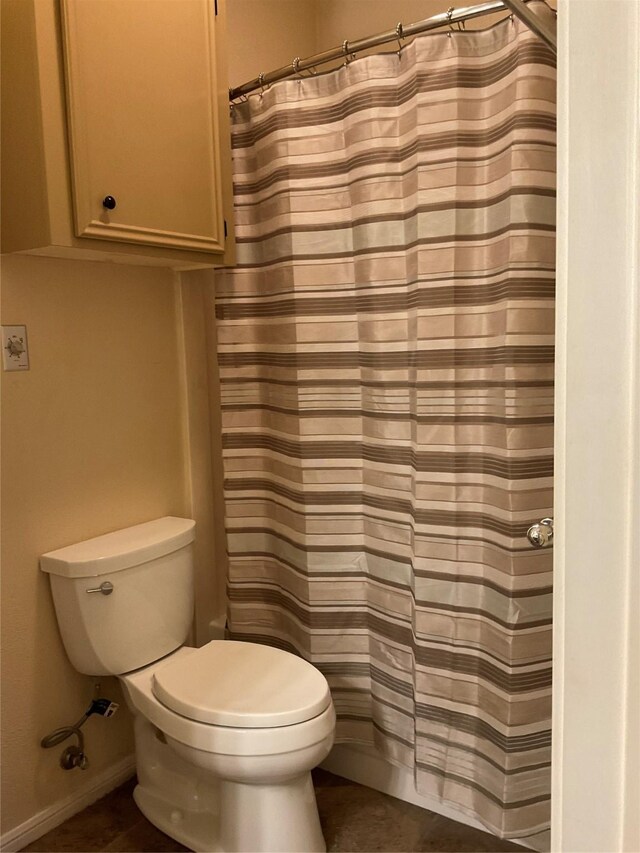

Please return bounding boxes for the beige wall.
[227,0,316,90]
[175,271,228,645]
[315,1,452,48]
[0,255,190,835]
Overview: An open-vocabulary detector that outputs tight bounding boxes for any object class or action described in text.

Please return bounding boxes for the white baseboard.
[0,755,136,852]
[321,743,546,851]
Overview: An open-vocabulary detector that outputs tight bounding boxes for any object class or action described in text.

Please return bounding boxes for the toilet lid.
[151,641,332,728]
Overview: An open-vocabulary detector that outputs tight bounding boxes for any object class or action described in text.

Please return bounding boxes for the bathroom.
[0,1,638,852]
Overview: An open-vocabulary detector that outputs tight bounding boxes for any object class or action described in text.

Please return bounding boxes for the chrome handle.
[527,517,554,548]
[86,581,114,595]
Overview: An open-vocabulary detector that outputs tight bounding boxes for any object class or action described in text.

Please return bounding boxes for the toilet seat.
[152,641,331,728]
[121,646,336,757]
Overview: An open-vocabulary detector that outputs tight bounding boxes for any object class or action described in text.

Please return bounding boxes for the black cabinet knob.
[102,195,117,210]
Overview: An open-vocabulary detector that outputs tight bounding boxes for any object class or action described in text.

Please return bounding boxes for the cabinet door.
[60,0,226,254]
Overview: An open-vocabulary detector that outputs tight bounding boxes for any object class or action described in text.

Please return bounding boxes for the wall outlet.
[2,325,29,371]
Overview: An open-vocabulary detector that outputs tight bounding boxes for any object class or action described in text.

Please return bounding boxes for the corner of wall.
[174,269,228,646]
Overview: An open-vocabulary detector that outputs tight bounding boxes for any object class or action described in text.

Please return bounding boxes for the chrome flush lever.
[527,518,554,548]
[86,581,114,595]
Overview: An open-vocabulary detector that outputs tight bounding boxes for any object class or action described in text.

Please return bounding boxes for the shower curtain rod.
[228,0,557,101]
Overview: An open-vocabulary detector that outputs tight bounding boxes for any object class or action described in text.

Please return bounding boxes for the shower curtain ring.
[446,7,455,37]
[395,23,404,56]
[258,72,266,96]
[342,40,355,65]
[293,57,302,78]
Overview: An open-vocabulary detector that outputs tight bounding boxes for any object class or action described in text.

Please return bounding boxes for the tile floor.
[22,769,521,852]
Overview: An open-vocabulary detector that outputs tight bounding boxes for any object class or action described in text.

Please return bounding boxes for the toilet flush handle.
[85,581,114,595]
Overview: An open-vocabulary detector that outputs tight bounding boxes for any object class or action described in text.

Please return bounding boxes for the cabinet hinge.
[224,219,228,239]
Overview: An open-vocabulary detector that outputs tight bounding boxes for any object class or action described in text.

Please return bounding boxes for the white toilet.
[40,517,336,853]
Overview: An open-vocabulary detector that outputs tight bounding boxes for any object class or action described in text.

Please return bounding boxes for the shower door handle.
[527,518,554,548]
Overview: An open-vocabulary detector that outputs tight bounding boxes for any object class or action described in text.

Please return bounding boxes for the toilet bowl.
[122,644,335,853]
[40,518,336,853]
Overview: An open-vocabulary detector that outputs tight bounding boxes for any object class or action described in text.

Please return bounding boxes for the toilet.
[40,517,336,853]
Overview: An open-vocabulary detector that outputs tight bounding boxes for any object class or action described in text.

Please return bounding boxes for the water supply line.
[40,693,119,770]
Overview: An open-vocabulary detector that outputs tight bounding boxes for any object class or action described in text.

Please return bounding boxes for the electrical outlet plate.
[2,325,29,371]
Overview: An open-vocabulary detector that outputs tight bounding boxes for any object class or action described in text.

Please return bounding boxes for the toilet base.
[134,773,326,853]
[130,714,326,853]
[134,784,221,853]
[218,773,326,853]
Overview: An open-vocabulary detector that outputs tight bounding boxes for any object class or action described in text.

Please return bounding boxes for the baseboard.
[0,755,136,852]
[322,744,547,851]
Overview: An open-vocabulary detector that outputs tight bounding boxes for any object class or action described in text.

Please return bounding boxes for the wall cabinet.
[1,0,235,269]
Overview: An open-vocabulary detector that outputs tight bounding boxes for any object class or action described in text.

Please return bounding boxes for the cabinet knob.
[102,195,117,210]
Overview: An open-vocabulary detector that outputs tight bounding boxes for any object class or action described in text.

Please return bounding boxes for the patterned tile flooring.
[22,769,521,852]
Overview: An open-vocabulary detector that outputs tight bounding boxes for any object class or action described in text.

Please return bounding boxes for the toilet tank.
[40,517,196,676]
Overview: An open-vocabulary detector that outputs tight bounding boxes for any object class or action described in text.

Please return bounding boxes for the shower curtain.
[216,5,555,840]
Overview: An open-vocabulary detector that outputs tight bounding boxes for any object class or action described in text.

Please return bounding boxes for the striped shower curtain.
[216,5,555,841]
